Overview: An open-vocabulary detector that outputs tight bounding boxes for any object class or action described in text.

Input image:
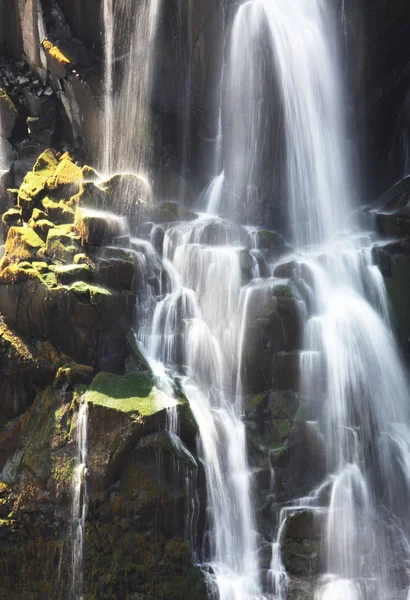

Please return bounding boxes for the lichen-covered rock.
[3,225,44,263]
[45,224,82,262]
[42,197,75,224]
[2,207,22,228]
[48,157,82,199]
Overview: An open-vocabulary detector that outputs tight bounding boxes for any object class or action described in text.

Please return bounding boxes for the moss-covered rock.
[55,362,94,389]
[0,264,135,371]
[3,225,44,263]
[45,224,82,263]
[48,157,83,199]
[2,207,22,228]
[17,171,48,216]
[81,165,100,181]
[87,372,178,416]
[53,263,91,285]
[42,197,75,224]
[74,206,123,247]
[33,148,59,177]
[30,218,55,241]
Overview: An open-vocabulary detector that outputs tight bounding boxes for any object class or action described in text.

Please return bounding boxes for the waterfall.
[71,399,88,600]
[136,219,263,599]
[255,1,410,598]
[101,0,161,176]
[99,0,410,598]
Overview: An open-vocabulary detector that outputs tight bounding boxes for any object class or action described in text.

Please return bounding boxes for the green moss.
[33,149,59,177]
[87,372,178,416]
[2,207,22,227]
[55,362,94,387]
[45,225,81,263]
[18,171,48,208]
[42,197,75,224]
[49,158,82,191]
[54,263,91,285]
[29,208,48,222]
[70,281,112,300]
[51,454,75,485]
[73,253,90,265]
[32,261,49,272]
[4,225,45,262]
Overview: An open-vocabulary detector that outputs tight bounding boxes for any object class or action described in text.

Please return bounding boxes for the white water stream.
[71,399,88,600]
[102,0,161,176]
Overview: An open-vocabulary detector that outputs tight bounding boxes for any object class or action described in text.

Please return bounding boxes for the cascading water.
[252,1,410,598]
[71,399,88,600]
[99,0,410,598]
[136,219,263,599]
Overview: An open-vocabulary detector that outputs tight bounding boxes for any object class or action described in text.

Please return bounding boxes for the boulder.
[48,156,82,199]
[86,371,197,491]
[3,225,44,262]
[74,206,124,247]
[30,218,55,241]
[2,207,22,229]
[41,197,75,224]
[96,258,136,290]
[45,224,82,263]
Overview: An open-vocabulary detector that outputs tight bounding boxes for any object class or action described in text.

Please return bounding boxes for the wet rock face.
[240,281,302,393]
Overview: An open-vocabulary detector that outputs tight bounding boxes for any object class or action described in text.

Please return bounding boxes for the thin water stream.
[71,399,88,600]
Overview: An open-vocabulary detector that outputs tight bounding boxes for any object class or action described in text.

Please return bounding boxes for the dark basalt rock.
[0,323,64,422]
[240,281,302,393]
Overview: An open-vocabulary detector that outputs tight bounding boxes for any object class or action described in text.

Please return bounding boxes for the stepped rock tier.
[2,1,410,600]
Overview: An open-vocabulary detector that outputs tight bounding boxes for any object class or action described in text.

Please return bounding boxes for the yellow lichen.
[42,40,71,65]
